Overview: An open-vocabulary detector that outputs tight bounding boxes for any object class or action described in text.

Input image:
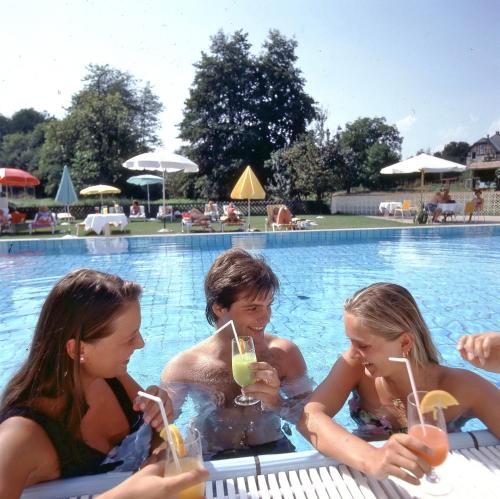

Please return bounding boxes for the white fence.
[330,191,500,215]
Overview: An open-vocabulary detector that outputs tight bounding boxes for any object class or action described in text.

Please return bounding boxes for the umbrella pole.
[147,185,151,215]
[247,198,251,231]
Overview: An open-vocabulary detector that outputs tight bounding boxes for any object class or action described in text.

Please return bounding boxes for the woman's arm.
[298,355,432,485]
[0,417,60,498]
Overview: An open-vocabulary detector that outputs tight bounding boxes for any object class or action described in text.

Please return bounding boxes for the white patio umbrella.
[122,149,199,212]
[380,153,466,189]
[126,174,163,212]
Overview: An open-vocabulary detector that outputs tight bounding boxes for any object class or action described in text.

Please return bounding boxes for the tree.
[338,117,402,192]
[179,30,316,198]
[434,141,470,164]
[39,64,163,195]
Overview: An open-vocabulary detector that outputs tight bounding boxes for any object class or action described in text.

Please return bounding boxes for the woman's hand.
[366,433,433,485]
[97,461,209,499]
[134,386,174,431]
[457,332,500,373]
[242,362,282,410]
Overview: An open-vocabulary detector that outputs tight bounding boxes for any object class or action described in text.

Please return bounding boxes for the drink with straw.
[231,336,259,406]
[137,391,207,499]
[163,426,205,499]
[407,391,449,467]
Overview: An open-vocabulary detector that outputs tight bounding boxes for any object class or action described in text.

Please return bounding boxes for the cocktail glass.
[407,391,451,496]
[231,336,259,406]
[164,427,205,499]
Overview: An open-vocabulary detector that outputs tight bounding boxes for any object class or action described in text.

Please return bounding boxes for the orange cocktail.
[409,423,449,467]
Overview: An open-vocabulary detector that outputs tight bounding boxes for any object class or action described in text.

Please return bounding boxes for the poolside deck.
[22,430,499,499]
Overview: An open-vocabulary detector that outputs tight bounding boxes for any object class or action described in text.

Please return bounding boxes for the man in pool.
[161,248,312,459]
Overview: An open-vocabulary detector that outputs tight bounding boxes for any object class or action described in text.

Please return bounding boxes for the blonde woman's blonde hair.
[344,283,440,367]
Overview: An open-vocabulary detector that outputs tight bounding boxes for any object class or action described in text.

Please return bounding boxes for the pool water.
[1,226,499,451]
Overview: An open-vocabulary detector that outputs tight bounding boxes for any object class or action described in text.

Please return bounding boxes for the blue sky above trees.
[1,0,499,158]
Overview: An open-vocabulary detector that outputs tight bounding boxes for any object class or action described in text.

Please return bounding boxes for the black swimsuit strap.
[104,377,142,431]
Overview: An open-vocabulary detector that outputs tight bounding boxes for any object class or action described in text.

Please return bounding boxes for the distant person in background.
[0,208,10,232]
[130,200,141,216]
[33,206,55,227]
[457,332,500,373]
[276,206,293,226]
[426,191,443,223]
[468,189,484,222]
[225,202,240,222]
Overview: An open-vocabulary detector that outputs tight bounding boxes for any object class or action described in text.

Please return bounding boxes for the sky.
[1,0,499,158]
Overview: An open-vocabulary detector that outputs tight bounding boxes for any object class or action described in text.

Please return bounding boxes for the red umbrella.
[0,167,40,187]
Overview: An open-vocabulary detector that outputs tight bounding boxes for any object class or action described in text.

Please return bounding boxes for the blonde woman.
[298,283,500,485]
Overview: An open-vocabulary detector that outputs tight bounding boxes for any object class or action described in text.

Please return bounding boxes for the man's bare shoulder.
[265,333,307,378]
[161,340,215,384]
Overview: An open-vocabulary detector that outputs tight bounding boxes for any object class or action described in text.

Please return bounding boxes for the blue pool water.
[1,225,499,452]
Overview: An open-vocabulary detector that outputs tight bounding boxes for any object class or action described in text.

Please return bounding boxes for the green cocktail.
[232,352,257,387]
[231,336,260,406]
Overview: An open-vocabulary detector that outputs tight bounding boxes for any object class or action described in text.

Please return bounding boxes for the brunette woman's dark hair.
[0,268,142,438]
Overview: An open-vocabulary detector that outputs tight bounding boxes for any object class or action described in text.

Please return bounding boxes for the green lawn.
[1,215,410,239]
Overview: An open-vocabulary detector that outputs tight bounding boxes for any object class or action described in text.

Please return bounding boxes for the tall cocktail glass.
[407,391,451,496]
[164,428,205,499]
[231,336,259,406]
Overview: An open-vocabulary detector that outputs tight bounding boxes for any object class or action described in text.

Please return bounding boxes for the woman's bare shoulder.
[0,416,60,488]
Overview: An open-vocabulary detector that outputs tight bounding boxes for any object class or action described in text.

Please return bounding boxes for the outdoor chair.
[181,210,212,233]
[393,199,417,218]
[28,211,57,235]
[129,204,146,220]
[204,202,220,222]
[156,205,173,222]
[265,204,298,231]
[220,204,245,232]
[463,201,485,223]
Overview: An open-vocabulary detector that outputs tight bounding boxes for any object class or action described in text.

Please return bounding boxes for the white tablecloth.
[438,203,461,213]
[84,214,128,235]
[379,201,402,215]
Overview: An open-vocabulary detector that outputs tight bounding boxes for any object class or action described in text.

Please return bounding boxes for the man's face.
[216,290,273,339]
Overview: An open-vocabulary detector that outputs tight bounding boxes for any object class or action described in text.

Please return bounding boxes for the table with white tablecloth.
[379,201,402,215]
[83,213,128,235]
[437,202,462,221]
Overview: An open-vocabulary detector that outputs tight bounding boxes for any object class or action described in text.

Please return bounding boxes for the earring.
[80,355,84,363]
[402,350,408,358]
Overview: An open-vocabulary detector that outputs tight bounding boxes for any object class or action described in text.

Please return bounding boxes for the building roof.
[470,131,500,152]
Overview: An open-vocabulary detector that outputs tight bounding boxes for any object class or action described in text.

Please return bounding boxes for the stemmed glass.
[407,391,451,496]
[231,336,259,406]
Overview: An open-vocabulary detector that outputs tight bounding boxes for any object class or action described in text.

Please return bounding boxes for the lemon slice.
[419,390,459,415]
[159,424,186,458]
[238,338,246,353]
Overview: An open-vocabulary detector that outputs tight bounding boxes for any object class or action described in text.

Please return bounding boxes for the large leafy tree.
[179,30,316,198]
[266,111,334,201]
[434,141,470,165]
[338,117,402,192]
[0,109,51,170]
[39,64,163,195]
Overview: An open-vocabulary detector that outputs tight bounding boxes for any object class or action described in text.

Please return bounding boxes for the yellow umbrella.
[230,165,265,230]
[80,184,121,205]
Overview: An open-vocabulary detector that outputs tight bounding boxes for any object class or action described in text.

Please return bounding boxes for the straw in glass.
[214,319,242,354]
[388,357,425,427]
[137,390,181,472]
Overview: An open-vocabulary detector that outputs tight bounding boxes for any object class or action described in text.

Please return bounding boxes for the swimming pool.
[1,225,499,452]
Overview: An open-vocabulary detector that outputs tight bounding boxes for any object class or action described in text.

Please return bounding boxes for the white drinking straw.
[214,319,242,354]
[388,357,425,427]
[137,391,181,473]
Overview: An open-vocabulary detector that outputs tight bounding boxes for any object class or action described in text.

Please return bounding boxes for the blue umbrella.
[126,174,163,212]
[55,165,78,212]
